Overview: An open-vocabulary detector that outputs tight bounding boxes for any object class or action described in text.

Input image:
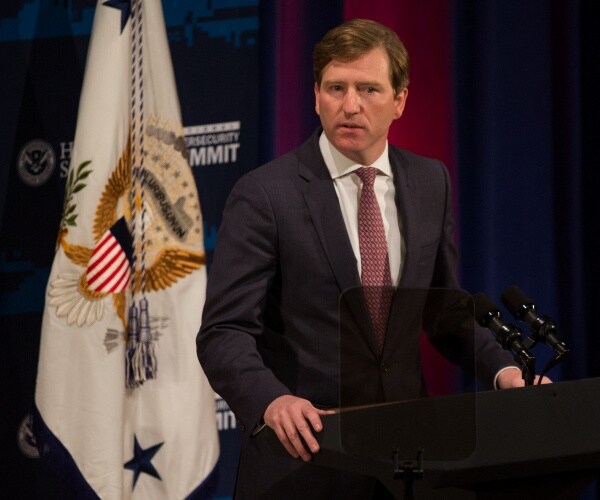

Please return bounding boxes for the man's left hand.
[497,367,552,388]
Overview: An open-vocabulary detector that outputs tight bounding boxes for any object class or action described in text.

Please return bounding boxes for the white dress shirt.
[319,131,405,285]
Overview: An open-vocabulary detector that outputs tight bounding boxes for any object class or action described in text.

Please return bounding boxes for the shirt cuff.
[493,366,522,390]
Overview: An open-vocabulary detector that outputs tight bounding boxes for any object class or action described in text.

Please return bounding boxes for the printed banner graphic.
[34,0,219,497]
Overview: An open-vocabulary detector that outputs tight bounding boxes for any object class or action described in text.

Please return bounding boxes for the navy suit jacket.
[196,129,514,498]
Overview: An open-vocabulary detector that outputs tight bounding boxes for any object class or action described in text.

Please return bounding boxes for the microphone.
[500,285,569,357]
[472,292,535,385]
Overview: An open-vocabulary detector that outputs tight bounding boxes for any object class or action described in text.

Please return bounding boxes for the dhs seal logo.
[17,139,56,187]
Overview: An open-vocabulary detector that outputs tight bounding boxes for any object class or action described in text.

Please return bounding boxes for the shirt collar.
[319,131,391,180]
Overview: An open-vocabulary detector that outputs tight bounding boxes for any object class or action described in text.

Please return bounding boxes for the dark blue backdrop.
[456,0,599,384]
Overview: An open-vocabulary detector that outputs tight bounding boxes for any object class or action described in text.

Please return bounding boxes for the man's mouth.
[338,122,363,130]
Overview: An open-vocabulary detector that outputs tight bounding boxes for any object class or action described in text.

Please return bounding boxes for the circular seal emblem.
[17,413,40,459]
[17,139,56,187]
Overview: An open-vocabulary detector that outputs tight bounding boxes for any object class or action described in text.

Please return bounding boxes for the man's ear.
[314,82,321,116]
[393,87,409,120]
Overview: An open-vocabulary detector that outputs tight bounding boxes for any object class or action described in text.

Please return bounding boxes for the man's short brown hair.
[313,19,410,95]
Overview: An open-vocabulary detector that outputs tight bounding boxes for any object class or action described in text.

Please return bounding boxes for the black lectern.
[263,378,600,499]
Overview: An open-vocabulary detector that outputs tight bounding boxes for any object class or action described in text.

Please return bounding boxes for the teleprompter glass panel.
[336,287,477,463]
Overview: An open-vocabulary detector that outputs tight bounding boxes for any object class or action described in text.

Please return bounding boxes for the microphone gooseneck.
[473,292,535,386]
[501,285,569,381]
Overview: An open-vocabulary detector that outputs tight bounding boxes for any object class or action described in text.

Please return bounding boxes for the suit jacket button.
[381,363,389,373]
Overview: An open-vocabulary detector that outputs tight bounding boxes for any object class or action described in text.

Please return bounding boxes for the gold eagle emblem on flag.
[47,116,205,332]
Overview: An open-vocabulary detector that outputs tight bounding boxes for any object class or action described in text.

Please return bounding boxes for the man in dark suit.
[197,19,531,499]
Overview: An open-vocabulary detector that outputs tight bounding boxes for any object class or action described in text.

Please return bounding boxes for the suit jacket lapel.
[295,131,361,293]
[295,131,378,355]
[390,148,422,288]
[381,148,425,359]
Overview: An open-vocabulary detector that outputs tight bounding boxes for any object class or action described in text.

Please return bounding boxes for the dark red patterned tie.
[355,167,393,353]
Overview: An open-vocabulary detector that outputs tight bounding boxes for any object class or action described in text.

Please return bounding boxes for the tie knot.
[355,166,379,187]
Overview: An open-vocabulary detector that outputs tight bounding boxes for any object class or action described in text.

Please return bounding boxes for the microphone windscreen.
[472,292,496,326]
[501,285,532,319]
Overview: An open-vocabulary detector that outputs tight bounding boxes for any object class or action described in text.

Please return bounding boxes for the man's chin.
[331,132,363,148]
[332,143,366,163]
[335,137,363,151]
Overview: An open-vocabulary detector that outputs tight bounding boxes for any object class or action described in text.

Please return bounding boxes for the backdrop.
[1,1,598,498]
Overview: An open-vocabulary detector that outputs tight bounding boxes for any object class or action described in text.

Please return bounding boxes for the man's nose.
[342,90,360,115]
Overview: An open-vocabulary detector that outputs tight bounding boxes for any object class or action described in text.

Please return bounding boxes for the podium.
[263,378,600,499]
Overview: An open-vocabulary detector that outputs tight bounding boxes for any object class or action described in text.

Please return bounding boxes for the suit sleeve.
[423,161,517,389]
[196,174,291,433]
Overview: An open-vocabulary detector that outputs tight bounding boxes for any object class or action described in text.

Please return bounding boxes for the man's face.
[314,47,408,166]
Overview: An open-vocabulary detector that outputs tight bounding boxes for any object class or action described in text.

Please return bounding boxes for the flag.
[34,0,219,497]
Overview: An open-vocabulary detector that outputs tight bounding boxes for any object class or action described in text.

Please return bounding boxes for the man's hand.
[496,367,552,389]
[264,395,335,462]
